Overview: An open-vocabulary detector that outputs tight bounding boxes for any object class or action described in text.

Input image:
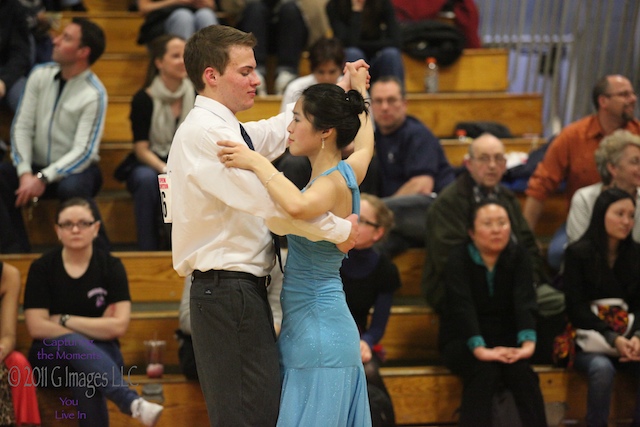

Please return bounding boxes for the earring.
[321,138,325,149]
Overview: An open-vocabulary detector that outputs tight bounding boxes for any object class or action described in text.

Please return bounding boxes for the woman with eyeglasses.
[23,197,164,427]
[439,200,547,427]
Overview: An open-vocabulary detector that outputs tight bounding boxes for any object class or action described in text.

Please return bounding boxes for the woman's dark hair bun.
[346,89,366,115]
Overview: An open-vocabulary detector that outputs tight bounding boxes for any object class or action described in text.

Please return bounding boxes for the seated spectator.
[23,197,164,427]
[340,193,399,424]
[230,0,311,95]
[0,261,41,426]
[0,18,110,253]
[176,246,286,380]
[567,130,640,244]
[564,188,640,427]
[523,74,640,270]
[327,0,405,86]
[0,0,31,113]
[275,36,345,188]
[137,0,219,45]
[280,37,345,111]
[18,0,54,65]
[439,200,547,427]
[424,134,564,364]
[369,76,455,257]
[122,34,195,250]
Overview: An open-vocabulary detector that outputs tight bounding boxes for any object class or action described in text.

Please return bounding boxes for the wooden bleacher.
[99,91,542,143]
[0,4,593,425]
[31,366,636,426]
[13,134,566,247]
[5,251,436,368]
[5,251,638,426]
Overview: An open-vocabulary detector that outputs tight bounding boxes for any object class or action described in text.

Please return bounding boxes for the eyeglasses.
[604,91,637,99]
[358,218,380,228]
[57,220,96,230]
[471,155,507,165]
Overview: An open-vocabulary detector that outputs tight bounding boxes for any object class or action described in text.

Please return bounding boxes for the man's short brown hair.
[184,25,257,92]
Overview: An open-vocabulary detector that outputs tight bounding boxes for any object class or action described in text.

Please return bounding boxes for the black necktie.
[239,123,255,150]
[240,123,283,273]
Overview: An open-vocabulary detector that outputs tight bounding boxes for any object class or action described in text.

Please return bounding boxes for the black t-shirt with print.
[23,248,130,317]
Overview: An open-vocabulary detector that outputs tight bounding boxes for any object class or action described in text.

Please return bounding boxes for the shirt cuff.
[16,163,32,178]
[517,329,537,344]
[467,335,486,352]
[329,217,352,244]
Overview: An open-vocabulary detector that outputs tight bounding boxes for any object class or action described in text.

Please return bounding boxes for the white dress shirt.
[167,95,351,277]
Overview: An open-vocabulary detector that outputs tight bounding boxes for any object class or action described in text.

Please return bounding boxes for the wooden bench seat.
[35,367,638,426]
[97,137,544,192]
[37,374,207,427]
[60,12,146,55]
[16,311,182,370]
[403,48,509,93]
[103,92,542,142]
[15,304,436,370]
[2,252,183,302]
[382,365,637,426]
[81,0,132,12]
[93,48,510,97]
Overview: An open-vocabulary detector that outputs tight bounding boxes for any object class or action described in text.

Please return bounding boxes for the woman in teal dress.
[218,62,374,426]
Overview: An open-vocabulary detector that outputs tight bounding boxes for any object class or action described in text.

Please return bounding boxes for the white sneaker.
[131,398,163,427]
[274,70,297,95]
[256,69,267,96]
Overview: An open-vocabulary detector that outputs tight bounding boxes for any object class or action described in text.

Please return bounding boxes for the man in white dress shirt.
[166,25,359,427]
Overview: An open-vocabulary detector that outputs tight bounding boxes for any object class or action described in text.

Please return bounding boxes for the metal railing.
[476,0,640,137]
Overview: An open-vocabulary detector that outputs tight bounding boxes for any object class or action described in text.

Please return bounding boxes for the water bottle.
[455,129,471,143]
[424,57,439,93]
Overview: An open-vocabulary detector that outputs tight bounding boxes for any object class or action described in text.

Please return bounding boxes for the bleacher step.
[102,92,542,143]
[93,49,511,97]
[35,367,639,426]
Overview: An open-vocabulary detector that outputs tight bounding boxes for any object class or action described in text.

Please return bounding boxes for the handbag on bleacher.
[575,298,634,357]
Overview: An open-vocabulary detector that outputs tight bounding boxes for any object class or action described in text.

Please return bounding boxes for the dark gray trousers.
[190,272,280,427]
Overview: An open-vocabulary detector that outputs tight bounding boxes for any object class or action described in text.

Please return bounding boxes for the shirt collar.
[193,95,239,128]
[586,114,606,141]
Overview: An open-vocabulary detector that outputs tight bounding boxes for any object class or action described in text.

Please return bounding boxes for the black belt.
[192,270,270,287]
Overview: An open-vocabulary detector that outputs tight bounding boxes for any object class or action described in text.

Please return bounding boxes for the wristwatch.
[59,314,70,327]
[36,171,49,185]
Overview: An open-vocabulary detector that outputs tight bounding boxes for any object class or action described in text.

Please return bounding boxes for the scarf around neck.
[147,76,195,158]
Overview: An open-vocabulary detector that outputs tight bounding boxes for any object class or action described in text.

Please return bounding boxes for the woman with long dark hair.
[218,64,374,426]
[565,187,640,427]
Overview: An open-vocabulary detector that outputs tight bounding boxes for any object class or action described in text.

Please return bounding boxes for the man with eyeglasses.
[523,74,640,270]
[0,18,109,253]
[423,133,565,364]
[369,75,455,257]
